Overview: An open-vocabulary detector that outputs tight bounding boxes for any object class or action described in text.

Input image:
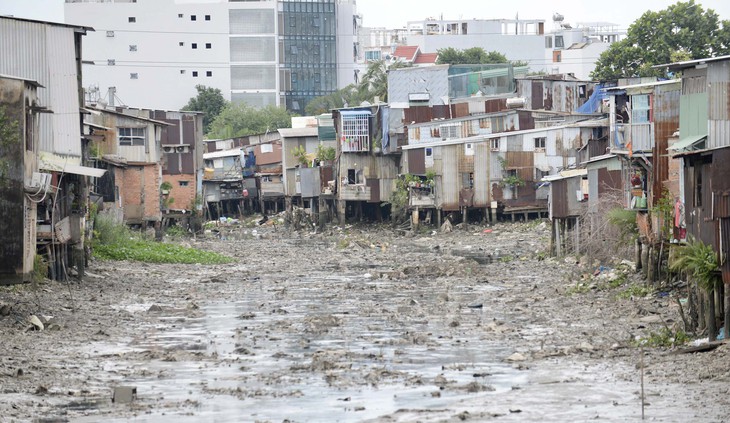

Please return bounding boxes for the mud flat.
[1,221,728,422]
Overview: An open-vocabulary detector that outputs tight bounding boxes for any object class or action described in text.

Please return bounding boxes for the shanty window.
[118,127,146,147]
[179,181,189,187]
[631,94,650,123]
[490,138,500,151]
[464,142,475,156]
[261,144,273,153]
[341,112,370,152]
[545,36,552,48]
[534,137,546,150]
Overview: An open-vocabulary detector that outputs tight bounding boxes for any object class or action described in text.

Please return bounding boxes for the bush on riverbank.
[92,214,233,264]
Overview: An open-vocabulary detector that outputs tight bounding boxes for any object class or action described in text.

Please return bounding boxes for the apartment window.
[553,51,561,63]
[490,138,500,151]
[205,15,211,21]
[180,69,186,74]
[118,127,145,146]
[106,30,115,37]
[192,43,198,49]
[128,17,136,23]
[554,35,564,48]
[205,43,212,49]
[179,41,184,47]
[192,71,198,77]
[130,73,138,79]
[107,59,116,66]
[179,181,189,187]
[545,36,552,48]
[206,71,212,77]
[129,45,137,52]
[178,13,183,18]
[534,137,546,150]
[191,15,197,21]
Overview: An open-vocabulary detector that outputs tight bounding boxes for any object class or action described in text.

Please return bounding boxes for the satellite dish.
[553,13,564,22]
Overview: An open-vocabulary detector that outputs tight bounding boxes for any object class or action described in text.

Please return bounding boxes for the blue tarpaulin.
[575,83,608,114]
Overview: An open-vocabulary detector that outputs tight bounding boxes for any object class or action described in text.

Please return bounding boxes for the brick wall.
[164,174,196,211]
[121,164,161,223]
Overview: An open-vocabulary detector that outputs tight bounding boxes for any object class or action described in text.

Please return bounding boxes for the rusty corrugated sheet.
[707,62,730,151]
[684,158,716,247]
[652,83,680,204]
[551,179,568,217]
[597,168,622,194]
[451,103,470,118]
[715,191,730,219]
[720,218,730,284]
[505,151,534,181]
[408,149,426,175]
[589,138,609,159]
[404,106,432,124]
[531,81,543,109]
[440,145,459,210]
[181,119,195,174]
[485,98,507,113]
[517,110,534,130]
[459,188,474,207]
[711,147,730,192]
[432,105,451,120]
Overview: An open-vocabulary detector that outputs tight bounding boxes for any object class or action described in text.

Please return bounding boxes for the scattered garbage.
[112,386,137,404]
[28,315,44,331]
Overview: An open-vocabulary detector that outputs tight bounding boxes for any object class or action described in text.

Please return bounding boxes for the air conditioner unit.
[25,172,52,193]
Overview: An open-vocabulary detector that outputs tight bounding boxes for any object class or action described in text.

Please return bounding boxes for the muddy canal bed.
[1,221,729,422]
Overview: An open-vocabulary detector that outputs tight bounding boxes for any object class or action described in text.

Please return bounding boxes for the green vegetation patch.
[94,239,233,264]
[634,327,690,348]
[93,215,232,264]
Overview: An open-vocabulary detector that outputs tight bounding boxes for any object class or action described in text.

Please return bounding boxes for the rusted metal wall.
[707,61,730,151]
[404,106,432,124]
[597,168,622,195]
[652,83,681,204]
[719,218,730,284]
[485,98,508,113]
[550,179,568,218]
[451,103,470,118]
[530,80,543,109]
[712,148,730,219]
[684,156,715,247]
[505,151,534,182]
[407,148,425,175]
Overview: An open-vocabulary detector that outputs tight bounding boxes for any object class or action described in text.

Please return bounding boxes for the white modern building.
[376,15,624,80]
[65,0,358,113]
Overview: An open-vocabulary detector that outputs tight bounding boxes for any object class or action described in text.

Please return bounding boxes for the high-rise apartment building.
[65,0,357,113]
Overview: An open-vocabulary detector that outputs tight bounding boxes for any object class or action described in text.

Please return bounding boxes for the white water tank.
[506,97,526,109]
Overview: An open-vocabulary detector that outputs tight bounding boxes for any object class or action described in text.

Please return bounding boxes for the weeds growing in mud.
[616,284,652,299]
[93,215,232,264]
[634,327,689,348]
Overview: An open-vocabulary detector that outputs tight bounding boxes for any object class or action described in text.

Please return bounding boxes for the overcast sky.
[2,0,730,31]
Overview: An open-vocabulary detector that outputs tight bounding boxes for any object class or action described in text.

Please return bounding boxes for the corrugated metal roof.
[204,148,244,159]
[542,168,587,182]
[605,79,680,91]
[278,127,318,137]
[657,54,730,71]
[0,73,43,87]
[0,15,92,32]
[85,107,174,126]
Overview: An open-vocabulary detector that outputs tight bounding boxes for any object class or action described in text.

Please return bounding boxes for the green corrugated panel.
[318,125,336,141]
[679,93,708,138]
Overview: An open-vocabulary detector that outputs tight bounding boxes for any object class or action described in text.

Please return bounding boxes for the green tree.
[436,47,512,65]
[207,103,293,139]
[357,59,410,103]
[305,85,359,115]
[591,1,730,80]
[181,85,228,136]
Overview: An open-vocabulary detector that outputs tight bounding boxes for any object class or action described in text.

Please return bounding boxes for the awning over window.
[668,134,706,153]
[340,109,372,117]
[40,161,107,178]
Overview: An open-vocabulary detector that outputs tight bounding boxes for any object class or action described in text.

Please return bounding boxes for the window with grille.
[205,43,212,49]
[191,15,197,21]
[440,123,461,140]
[128,17,136,23]
[205,15,211,21]
[490,138,500,151]
[118,127,145,146]
[340,113,370,152]
[192,43,198,49]
[206,71,212,77]
[192,71,198,77]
